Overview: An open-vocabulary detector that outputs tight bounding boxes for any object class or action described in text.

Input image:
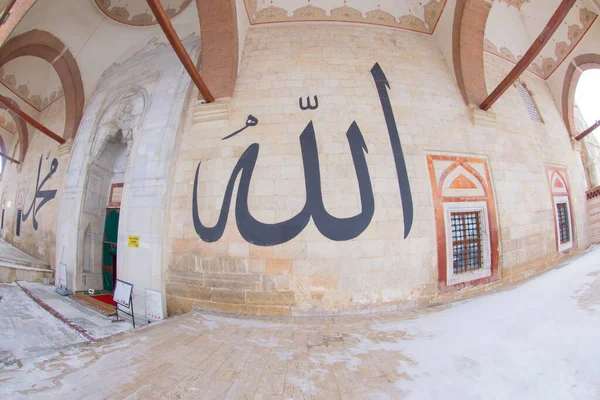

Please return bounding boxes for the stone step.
[0,261,53,283]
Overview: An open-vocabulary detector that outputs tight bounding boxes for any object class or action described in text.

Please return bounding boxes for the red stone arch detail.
[196,0,239,98]
[436,160,488,196]
[561,53,600,138]
[453,0,492,106]
[0,29,84,141]
[0,98,28,162]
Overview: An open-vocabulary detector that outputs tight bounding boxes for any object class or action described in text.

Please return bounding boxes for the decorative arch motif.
[0,97,28,162]
[427,154,499,291]
[0,29,84,142]
[545,165,575,254]
[562,53,600,138]
[452,0,492,106]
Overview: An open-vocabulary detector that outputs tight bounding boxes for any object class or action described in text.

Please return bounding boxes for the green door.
[102,208,120,291]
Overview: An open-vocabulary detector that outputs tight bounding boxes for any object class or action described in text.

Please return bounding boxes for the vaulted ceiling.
[485,0,598,80]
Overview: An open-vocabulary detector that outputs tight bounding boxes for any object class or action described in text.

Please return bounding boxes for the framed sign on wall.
[108,183,124,208]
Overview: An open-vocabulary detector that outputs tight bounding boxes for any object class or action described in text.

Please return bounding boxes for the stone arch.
[196,0,239,98]
[452,0,492,106]
[561,53,600,138]
[0,29,85,140]
[0,98,28,162]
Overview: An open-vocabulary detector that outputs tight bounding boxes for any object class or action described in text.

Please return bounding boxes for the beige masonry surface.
[0,94,67,266]
[166,24,591,316]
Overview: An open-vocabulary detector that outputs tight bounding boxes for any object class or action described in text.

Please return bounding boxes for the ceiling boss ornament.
[94,0,192,26]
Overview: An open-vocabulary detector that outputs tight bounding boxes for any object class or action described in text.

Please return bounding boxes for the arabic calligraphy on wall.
[22,155,58,231]
[191,63,413,247]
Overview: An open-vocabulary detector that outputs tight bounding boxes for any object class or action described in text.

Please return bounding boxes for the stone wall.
[165,24,589,316]
[0,95,67,265]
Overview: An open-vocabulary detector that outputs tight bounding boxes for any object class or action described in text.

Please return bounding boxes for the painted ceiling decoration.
[243,0,448,34]
[0,57,64,112]
[498,0,530,9]
[484,2,597,80]
[94,0,192,26]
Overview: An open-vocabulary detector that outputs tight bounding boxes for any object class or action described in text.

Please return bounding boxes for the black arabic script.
[192,62,413,246]
[22,155,59,231]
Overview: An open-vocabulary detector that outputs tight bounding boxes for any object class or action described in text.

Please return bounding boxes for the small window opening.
[557,203,570,244]
[15,209,21,236]
[516,82,543,123]
[1,209,4,230]
[451,211,483,274]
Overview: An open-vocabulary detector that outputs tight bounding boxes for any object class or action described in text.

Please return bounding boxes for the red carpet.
[92,294,116,307]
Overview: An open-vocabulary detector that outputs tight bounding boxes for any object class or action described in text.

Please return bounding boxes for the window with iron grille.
[516,82,542,122]
[450,211,483,274]
[557,203,570,244]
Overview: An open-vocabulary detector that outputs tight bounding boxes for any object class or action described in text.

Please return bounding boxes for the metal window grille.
[516,83,542,122]
[451,211,483,274]
[557,203,570,244]
[15,209,21,237]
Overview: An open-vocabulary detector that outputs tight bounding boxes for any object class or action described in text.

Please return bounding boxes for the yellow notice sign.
[128,236,140,248]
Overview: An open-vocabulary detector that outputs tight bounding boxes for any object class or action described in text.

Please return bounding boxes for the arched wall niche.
[0,29,84,141]
[561,53,600,138]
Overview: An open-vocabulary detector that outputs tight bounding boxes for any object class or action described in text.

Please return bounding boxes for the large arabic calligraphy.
[192,63,413,246]
[22,155,59,231]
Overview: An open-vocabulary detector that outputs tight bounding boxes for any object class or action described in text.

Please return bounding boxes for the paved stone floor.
[2,247,600,399]
[0,283,86,362]
[19,282,134,339]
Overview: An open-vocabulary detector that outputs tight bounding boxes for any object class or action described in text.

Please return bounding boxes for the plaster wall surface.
[166,24,590,316]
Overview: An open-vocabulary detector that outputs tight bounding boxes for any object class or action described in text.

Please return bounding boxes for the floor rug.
[91,294,116,307]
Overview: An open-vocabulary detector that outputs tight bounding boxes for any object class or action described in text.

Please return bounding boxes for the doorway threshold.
[72,291,116,317]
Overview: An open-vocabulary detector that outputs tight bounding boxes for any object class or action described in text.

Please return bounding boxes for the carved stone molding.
[192,98,231,123]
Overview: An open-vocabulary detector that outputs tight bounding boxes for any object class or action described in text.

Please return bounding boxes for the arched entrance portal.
[66,87,146,292]
[79,134,129,291]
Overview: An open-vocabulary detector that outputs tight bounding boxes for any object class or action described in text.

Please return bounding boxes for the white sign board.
[59,263,67,287]
[145,289,164,322]
[113,279,133,307]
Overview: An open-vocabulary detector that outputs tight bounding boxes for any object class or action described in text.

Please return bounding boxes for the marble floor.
[2,246,600,399]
